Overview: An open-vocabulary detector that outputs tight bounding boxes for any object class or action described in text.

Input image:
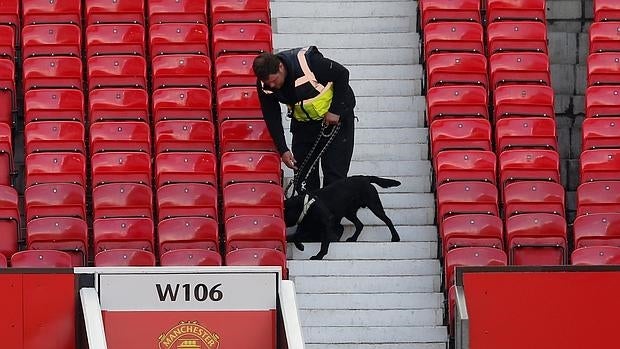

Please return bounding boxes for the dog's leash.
[285,122,341,198]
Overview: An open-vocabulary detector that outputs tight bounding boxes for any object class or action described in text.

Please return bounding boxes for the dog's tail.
[367,176,401,188]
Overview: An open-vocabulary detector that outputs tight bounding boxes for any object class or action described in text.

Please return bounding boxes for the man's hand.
[282,150,298,170]
[323,112,340,125]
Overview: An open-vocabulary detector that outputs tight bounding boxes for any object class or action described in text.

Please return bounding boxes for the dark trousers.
[292,117,355,194]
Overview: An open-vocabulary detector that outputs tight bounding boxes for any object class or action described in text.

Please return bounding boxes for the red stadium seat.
[489,52,550,90]
[21,24,81,58]
[580,149,620,182]
[155,152,217,187]
[0,185,19,259]
[90,121,151,154]
[223,183,284,220]
[216,87,263,121]
[441,214,504,257]
[582,117,620,151]
[149,23,209,56]
[148,0,207,24]
[495,117,558,152]
[25,183,86,221]
[152,54,211,89]
[419,0,481,25]
[225,215,286,253]
[0,123,12,186]
[493,85,555,120]
[92,182,153,219]
[505,213,567,265]
[22,0,81,26]
[444,246,507,291]
[86,0,145,25]
[571,246,620,265]
[160,249,222,266]
[24,89,84,123]
[503,181,565,218]
[91,151,152,186]
[25,152,86,186]
[573,213,620,248]
[157,183,218,221]
[0,59,14,125]
[220,151,281,186]
[445,247,507,332]
[430,119,492,159]
[87,55,147,90]
[219,120,277,153]
[225,248,288,279]
[22,56,82,90]
[85,24,145,57]
[498,149,560,189]
[586,86,620,118]
[486,21,547,54]
[594,0,620,22]
[94,249,156,266]
[152,88,212,122]
[434,150,497,185]
[26,217,88,266]
[93,217,154,253]
[589,22,620,53]
[426,53,488,88]
[0,25,15,59]
[577,181,620,216]
[423,22,484,60]
[155,120,215,153]
[426,85,488,124]
[210,0,270,24]
[89,88,149,123]
[214,54,259,89]
[436,182,499,222]
[10,250,73,268]
[486,0,546,23]
[0,253,5,267]
[158,216,219,254]
[587,53,620,86]
[211,23,272,57]
[25,121,85,154]
[0,1,19,33]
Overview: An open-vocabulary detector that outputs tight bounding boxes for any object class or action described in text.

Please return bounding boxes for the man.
[253,46,356,195]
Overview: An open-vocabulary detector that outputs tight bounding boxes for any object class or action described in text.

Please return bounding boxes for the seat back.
[94,249,156,266]
[11,250,73,268]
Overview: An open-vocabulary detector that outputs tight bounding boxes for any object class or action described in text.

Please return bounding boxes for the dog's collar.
[296,194,316,225]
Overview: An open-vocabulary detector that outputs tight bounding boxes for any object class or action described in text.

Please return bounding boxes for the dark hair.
[253,53,281,80]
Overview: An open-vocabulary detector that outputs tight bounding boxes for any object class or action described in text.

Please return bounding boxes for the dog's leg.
[367,194,401,242]
[345,213,364,242]
[294,241,305,251]
[310,213,334,260]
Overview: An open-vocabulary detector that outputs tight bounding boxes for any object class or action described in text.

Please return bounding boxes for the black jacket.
[256,47,356,155]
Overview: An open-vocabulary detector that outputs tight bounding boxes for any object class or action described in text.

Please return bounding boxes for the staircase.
[271,1,448,347]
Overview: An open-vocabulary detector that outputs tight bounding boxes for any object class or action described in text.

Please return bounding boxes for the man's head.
[253,53,286,90]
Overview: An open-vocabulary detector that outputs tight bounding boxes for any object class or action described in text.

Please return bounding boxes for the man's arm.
[308,50,352,117]
[257,81,289,155]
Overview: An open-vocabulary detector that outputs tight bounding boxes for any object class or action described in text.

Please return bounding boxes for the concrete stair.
[272,0,446,347]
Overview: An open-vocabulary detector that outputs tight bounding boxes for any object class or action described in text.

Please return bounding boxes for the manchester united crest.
[158,321,221,349]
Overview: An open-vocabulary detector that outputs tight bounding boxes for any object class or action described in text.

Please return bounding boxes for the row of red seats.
[570,0,620,265]
[421,0,567,333]
[0,1,288,274]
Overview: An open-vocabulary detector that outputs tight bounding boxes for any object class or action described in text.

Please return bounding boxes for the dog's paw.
[345,236,357,242]
[392,236,401,242]
[294,242,305,251]
[309,255,324,260]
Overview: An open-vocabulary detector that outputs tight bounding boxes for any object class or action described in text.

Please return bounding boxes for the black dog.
[284,175,401,260]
